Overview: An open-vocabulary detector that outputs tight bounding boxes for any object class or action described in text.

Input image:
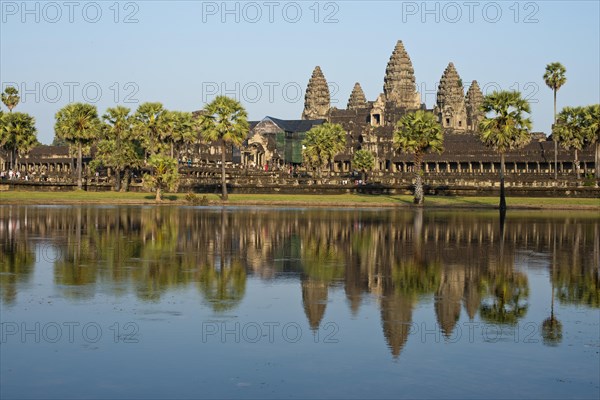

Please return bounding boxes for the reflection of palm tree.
[299,224,345,330]
[197,210,247,312]
[197,260,246,312]
[542,225,562,346]
[0,240,35,304]
[480,272,529,325]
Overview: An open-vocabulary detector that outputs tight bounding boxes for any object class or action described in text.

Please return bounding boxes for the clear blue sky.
[1,0,599,144]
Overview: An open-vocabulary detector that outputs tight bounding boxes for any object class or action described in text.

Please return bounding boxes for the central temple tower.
[382,40,421,109]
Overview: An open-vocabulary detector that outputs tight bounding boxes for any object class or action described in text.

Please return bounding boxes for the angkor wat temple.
[2,40,597,190]
[244,40,595,177]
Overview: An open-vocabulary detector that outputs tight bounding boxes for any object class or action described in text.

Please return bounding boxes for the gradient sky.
[1,0,599,144]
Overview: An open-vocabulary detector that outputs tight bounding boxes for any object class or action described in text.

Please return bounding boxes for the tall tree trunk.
[595,142,600,180]
[122,168,130,192]
[156,187,161,202]
[499,152,507,211]
[77,142,83,189]
[574,149,580,179]
[413,207,423,264]
[171,142,174,159]
[553,89,558,180]
[361,171,366,183]
[115,169,121,192]
[221,141,228,200]
[414,151,424,206]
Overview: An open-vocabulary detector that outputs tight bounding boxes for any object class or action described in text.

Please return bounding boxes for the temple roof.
[264,116,325,133]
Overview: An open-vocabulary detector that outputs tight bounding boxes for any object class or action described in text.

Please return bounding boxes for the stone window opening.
[372,114,381,126]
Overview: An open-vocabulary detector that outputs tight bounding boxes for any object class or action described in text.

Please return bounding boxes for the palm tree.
[543,62,567,180]
[1,86,20,112]
[393,110,443,205]
[200,96,249,200]
[552,106,587,179]
[1,112,38,171]
[95,106,142,191]
[55,103,101,189]
[302,123,347,178]
[352,149,375,182]
[479,91,532,210]
[163,111,197,159]
[582,104,600,179]
[133,102,168,158]
[143,154,179,202]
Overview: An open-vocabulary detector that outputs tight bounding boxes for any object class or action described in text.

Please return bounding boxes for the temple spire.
[383,40,420,109]
[466,80,484,132]
[347,82,367,110]
[435,62,467,131]
[302,66,330,120]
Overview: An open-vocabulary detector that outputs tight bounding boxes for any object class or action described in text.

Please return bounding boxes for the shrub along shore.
[0,190,598,210]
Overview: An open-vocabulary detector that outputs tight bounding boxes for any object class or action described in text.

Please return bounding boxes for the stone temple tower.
[465,80,484,132]
[383,40,421,109]
[435,62,468,131]
[302,66,330,120]
[347,82,367,110]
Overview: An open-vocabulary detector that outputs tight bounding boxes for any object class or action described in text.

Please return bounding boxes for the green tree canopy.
[479,91,532,210]
[93,106,143,191]
[302,123,347,178]
[200,95,249,200]
[143,154,179,202]
[134,102,168,157]
[1,112,38,171]
[1,86,20,112]
[163,110,198,159]
[352,149,375,182]
[55,103,101,189]
[581,104,600,179]
[552,106,588,179]
[393,110,443,205]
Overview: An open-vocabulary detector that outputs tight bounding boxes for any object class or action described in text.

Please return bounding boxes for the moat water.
[1,205,598,399]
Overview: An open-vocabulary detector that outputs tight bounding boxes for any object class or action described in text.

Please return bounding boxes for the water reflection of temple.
[1,206,598,356]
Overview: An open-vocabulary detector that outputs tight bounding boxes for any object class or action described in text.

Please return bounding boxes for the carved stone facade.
[302,66,330,120]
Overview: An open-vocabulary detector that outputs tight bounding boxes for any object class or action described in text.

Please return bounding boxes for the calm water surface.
[0,205,599,399]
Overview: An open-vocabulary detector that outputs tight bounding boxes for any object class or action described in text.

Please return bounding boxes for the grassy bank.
[1,190,599,210]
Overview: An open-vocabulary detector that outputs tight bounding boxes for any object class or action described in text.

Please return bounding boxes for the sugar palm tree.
[1,86,20,112]
[552,106,587,179]
[582,104,600,179]
[133,102,168,158]
[163,110,197,159]
[200,96,249,200]
[1,112,37,171]
[143,154,179,202]
[479,91,532,210]
[393,110,443,205]
[96,106,142,191]
[302,123,347,178]
[55,103,101,189]
[352,149,375,182]
[543,62,567,180]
